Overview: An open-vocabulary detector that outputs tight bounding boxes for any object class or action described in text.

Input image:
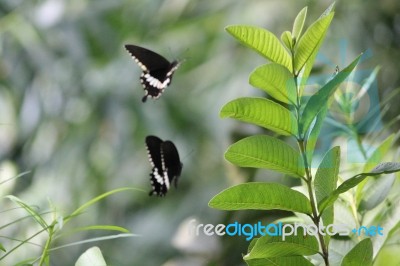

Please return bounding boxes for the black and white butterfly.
[145,135,183,197]
[125,44,181,102]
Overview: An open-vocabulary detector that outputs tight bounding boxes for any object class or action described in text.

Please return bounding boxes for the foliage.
[209,3,400,265]
[1,188,139,265]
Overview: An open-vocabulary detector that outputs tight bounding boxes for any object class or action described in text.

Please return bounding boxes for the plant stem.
[292,55,329,265]
[298,140,330,266]
[39,223,54,266]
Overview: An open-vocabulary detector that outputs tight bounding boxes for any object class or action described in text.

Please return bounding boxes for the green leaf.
[5,195,48,230]
[225,135,305,178]
[292,7,308,42]
[363,134,395,172]
[305,104,328,165]
[281,31,293,50]
[295,4,335,94]
[341,239,373,266]
[314,146,340,244]
[244,227,319,260]
[208,182,312,214]
[356,134,395,205]
[75,246,107,266]
[294,12,334,73]
[249,63,297,105]
[248,238,259,253]
[318,162,400,212]
[246,256,313,266]
[315,147,341,205]
[300,54,362,136]
[220,97,298,136]
[66,187,145,225]
[226,25,292,71]
[0,243,5,252]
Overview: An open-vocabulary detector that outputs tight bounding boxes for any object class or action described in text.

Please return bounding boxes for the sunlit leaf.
[225,135,305,178]
[209,182,311,214]
[292,7,308,42]
[75,246,107,266]
[294,12,334,73]
[249,64,297,105]
[220,97,297,136]
[281,31,293,50]
[226,25,292,71]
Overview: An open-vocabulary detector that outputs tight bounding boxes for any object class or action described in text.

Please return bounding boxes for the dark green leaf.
[314,146,340,243]
[209,182,312,214]
[246,256,313,266]
[305,104,328,165]
[300,54,362,136]
[318,162,400,212]
[220,97,297,136]
[244,227,319,260]
[341,239,373,266]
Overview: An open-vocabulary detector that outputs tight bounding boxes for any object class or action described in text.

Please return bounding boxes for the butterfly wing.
[161,140,183,188]
[125,44,180,102]
[145,136,168,196]
[124,44,171,72]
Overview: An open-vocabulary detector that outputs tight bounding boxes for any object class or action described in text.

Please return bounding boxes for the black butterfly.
[125,44,181,102]
[145,135,183,196]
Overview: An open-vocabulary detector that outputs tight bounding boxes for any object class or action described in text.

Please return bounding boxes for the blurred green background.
[0,0,399,265]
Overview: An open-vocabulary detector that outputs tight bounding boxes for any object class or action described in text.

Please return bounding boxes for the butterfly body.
[125,44,180,102]
[145,135,183,196]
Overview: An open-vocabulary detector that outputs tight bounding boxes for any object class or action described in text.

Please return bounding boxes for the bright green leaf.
[300,54,362,136]
[226,25,292,71]
[225,135,305,178]
[281,31,293,50]
[244,227,319,260]
[341,239,373,266]
[295,3,335,92]
[292,7,308,42]
[318,162,400,212]
[249,63,297,105]
[246,256,313,266]
[294,12,334,73]
[220,97,297,136]
[208,182,312,214]
[75,246,107,266]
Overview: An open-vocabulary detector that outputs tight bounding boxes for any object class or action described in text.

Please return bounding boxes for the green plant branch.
[293,65,330,264]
